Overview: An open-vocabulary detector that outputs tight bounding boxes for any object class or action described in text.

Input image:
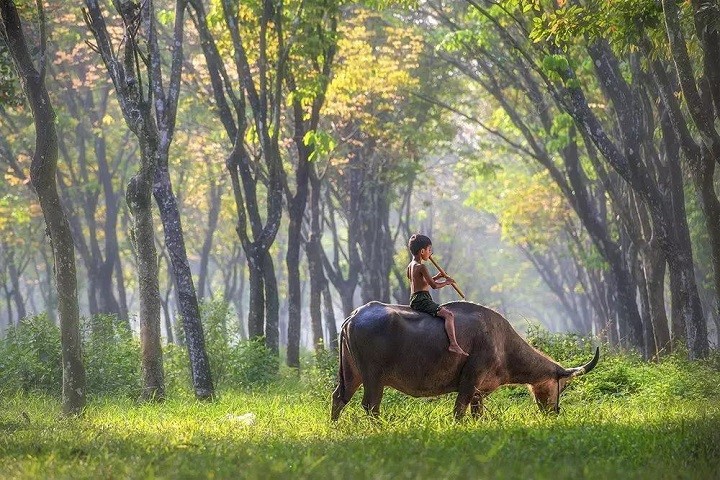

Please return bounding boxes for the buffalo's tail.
[331,323,348,421]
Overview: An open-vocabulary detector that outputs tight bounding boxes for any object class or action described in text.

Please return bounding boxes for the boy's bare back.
[407,260,433,294]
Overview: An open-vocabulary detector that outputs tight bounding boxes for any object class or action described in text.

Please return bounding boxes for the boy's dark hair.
[408,233,432,255]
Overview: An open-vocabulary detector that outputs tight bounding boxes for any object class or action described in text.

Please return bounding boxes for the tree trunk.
[198,178,221,300]
[263,249,280,354]
[358,181,392,303]
[154,164,213,399]
[307,236,325,352]
[1,0,86,414]
[6,250,27,321]
[115,248,130,329]
[128,143,165,400]
[644,248,671,356]
[286,204,306,368]
[322,282,338,351]
[246,247,265,339]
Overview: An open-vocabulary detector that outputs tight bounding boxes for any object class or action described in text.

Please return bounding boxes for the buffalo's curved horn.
[564,347,600,378]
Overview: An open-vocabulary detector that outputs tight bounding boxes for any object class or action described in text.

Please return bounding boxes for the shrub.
[578,355,643,398]
[199,298,234,387]
[224,338,279,389]
[525,322,599,365]
[82,314,141,398]
[163,298,281,392]
[0,314,61,394]
[301,341,340,396]
[163,342,192,396]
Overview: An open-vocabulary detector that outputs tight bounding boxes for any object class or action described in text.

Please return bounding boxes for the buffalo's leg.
[453,362,480,420]
[361,378,384,416]
[331,378,361,421]
[453,389,474,420]
[470,392,484,419]
[331,354,362,421]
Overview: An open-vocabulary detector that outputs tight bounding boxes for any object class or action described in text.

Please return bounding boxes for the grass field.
[2,349,720,480]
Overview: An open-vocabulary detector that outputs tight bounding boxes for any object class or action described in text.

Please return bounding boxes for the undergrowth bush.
[525,322,600,365]
[163,298,280,392]
[82,314,141,398]
[301,340,339,397]
[0,314,61,394]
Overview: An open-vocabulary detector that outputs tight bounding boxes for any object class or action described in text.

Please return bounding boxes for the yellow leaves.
[4,172,26,187]
[466,166,570,248]
[324,10,423,143]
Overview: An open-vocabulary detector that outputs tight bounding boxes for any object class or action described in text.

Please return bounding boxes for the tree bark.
[6,249,27,321]
[322,281,338,351]
[198,173,222,299]
[153,163,213,398]
[1,0,86,414]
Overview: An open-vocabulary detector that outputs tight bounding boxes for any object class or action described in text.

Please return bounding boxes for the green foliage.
[224,337,280,389]
[0,313,142,398]
[0,314,61,394]
[162,342,193,396]
[301,342,340,397]
[303,129,337,162]
[167,298,280,392]
[526,324,720,403]
[546,112,573,153]
[201,298,279,389]
[198,297,234,386]
[529,3,598,47]
[82,315,141,398]
[526,321,599,364]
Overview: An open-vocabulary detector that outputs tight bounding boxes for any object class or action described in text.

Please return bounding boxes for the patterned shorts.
[410,291,441,316]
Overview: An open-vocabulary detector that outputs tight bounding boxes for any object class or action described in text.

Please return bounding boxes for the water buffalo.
[331,301,599,420]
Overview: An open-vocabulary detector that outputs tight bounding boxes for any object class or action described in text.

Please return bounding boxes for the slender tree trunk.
[264,249,280,354]
[1,0,86,414]
[129,142,165,401]
[115,248,130,329]
[198,177,221,299]
[322,282,337,351]
[358,182,392,303]
[246,247,265,339]
[286,204,306,367]
[307,236,325,351]
[153,163,213,399]
[97,257,120,316]
[7,250,27,321]
[644,248,671,355]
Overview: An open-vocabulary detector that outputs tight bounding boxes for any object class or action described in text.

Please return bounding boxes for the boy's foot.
[449,344,469,356]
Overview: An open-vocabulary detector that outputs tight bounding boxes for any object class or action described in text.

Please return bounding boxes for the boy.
[407,234,469,356]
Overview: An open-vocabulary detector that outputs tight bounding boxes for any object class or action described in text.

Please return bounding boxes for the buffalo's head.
[531,347,599,413]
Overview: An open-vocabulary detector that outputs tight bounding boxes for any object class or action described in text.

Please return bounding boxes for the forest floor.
[1,352,720,479]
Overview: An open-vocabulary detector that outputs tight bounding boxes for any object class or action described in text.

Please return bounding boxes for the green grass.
[1,353,720,479]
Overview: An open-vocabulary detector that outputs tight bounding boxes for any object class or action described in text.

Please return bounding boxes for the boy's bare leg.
[439,307,469,356]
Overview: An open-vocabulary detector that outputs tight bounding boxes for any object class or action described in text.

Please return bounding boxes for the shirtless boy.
[407,234,469,356]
